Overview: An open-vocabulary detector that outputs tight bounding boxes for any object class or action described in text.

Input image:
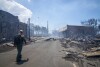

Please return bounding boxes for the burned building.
[0,10,19,42]
[0,10,27,42]
[62,25,96,39]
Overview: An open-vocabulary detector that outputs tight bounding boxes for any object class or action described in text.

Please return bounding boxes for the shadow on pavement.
[16,58,29,65]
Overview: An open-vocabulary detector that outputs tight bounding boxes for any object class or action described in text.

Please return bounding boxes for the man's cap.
[19,30,23,33]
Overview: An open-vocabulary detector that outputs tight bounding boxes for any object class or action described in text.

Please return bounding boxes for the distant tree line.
[30,24,48,37]
[81,18,100,34]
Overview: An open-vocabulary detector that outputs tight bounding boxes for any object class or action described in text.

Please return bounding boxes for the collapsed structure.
[61,25,96,39]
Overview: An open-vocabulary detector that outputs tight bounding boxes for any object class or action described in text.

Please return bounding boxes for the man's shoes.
[16,58,29,64]
[16,59,21,62]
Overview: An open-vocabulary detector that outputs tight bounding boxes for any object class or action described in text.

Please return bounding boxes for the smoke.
[0,0,32,23]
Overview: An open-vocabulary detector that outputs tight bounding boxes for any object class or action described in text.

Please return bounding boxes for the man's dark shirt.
[14,35,26,46]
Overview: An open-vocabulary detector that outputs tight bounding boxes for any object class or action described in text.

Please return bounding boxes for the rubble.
[90,47,100,51]
[82,51,100,57]
[81,47,100,58]
[0,42,15,53]
[60,36,100,67]
[2,42,14,47]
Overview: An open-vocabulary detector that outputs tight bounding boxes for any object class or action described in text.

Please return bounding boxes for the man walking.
[14,30,26,63]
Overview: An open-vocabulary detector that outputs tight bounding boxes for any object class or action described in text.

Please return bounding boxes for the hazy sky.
[0,0,100,32]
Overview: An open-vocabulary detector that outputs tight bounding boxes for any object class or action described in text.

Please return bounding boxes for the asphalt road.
[0,39,75,67]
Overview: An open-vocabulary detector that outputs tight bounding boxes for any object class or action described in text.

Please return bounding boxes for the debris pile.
[2,42,14,47]
[0,42,15,53]
[60,36,100,67]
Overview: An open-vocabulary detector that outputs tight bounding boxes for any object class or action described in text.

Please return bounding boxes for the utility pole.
[47,21,49,36]
[28,18,30,41]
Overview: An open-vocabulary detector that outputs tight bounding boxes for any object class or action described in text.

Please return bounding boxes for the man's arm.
[23,37,26,44]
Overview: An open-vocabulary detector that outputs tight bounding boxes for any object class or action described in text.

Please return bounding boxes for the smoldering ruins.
[58,24,100,67]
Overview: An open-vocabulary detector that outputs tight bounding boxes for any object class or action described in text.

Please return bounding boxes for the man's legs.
[16,46,22,62]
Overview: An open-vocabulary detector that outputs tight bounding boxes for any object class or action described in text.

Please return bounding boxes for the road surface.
[0,39,75,67]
